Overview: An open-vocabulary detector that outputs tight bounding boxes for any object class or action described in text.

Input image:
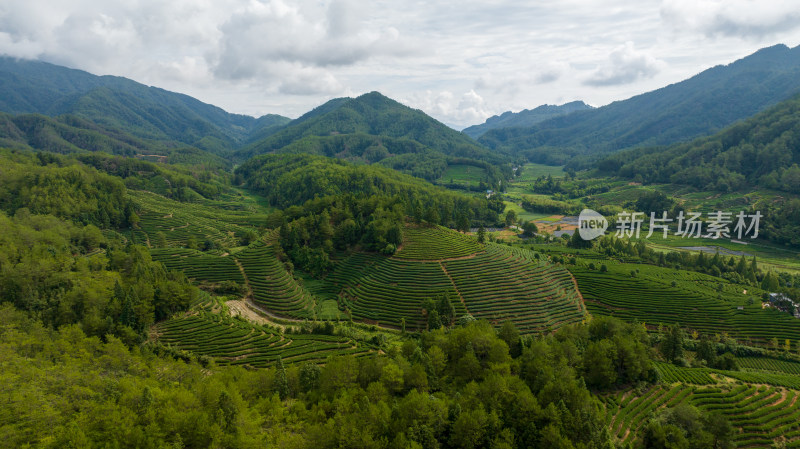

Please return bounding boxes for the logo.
[578,209,608,240]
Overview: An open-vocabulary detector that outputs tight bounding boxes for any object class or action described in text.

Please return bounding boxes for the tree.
[660,323,685,364]
[424,206,440,225]
[498,320,521,357]
[299,362,321,392]
[154,231,168,248]
[437,294,456,326]
[583,339,618,389]
[505,210,517,227]
[273,356,290,400]
[521,221,538,237]
[218,391,238,432]
[128,211,140,228]
[761,271,779,291]
[427,309,442,331]
[696,335,716,366]
[477,225,486,244]
[456,213,470,233]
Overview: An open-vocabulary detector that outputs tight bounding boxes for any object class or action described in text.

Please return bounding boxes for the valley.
[3,43,800,448]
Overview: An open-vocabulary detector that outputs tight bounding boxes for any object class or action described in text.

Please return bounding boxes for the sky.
[1,0,800,129]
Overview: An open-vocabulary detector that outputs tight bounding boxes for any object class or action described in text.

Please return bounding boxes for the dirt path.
[439,261,468,311]
[227,299,274,326]
[568,271,589,315]
[394,252,481,263]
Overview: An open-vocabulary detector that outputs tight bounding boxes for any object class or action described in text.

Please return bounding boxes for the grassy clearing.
[515,163,565,181]
[438,164,488,187]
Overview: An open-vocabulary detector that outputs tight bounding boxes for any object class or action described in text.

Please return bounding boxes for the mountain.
[461,100,593,139]
[236,91,503,162]
[478,44,800,165]
[235,91,511,186]
[0,57,289,153]
[596,92,800,193]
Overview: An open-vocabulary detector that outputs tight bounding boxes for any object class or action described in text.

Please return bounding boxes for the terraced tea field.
[324,230,585,333]
[569,260,800,346]
[394,225,483,260]
[151,248,244,284]
[437,164,488,187]
[236,241,317,319]
[127,190,269,248]
[155,311,370,367]
[150,223,585,333]
[604,377,800,448]
[444,244,584,333]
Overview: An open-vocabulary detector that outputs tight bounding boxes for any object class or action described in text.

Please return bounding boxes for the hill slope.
[479,44,800,164]
[462,100,593,139]
[0,57,289,153]
[235,92,510,185]
[596,93,800,193]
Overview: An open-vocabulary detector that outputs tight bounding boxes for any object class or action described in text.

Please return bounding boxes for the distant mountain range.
[236,91,497,160]
[462,101,593,139]
[477,44,800,165]
[596,92,800,193]
[0,57,289,155]
[0,59,507,184]
[3,44,800,178]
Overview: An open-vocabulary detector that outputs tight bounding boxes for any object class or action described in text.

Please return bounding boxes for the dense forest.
[592,94,800,247]
[0,56,289,152]
[235,153,504,274]
[259,132,506,188]
[595,94,800,193]
[478,44,800,165]
[8,289,737,449]
[234,92,508,167]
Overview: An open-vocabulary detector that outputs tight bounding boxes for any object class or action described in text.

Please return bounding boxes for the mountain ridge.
[478,44,800,165]
[0,57,290,152]
[462,100,593,138]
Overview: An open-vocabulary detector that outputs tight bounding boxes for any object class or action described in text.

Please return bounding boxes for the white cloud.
[404,89,491,129]
[585,42,665,86]
[661,0,800,39]
[0,0,799,123]
[210,0,414,79]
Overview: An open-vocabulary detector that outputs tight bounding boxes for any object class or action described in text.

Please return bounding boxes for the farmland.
[126,189,270,249]
[568,259,800,345]
[604,370,800,448]
[437,164,488,187]
[155,311,372,368]
[322,232,584,333]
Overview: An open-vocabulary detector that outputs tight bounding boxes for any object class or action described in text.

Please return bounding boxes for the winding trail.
[439,261,468,311]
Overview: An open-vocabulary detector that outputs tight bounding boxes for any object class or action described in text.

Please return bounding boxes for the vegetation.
[5,46,800,448]
[479,44,800,165]
[462,101,593,138]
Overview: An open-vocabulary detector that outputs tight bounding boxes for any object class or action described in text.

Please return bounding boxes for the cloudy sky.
[2,0,800,129]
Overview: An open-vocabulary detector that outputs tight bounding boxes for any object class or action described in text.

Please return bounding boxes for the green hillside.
[0,57,290,151]
[479,44,800,165]
[235,92,510,187]
[597,93,800,193]
[462,100,593,138]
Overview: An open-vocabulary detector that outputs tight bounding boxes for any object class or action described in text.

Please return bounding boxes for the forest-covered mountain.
[595,93,800,247]
[595,93,800,193]
[235,92,511,185]
[462,100,593,139]
[478,44,800,165]
[0,112,234,168]
[0,58,511,185]
[0,57,290,153]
